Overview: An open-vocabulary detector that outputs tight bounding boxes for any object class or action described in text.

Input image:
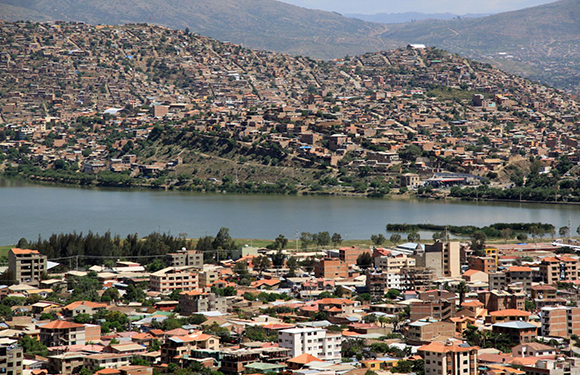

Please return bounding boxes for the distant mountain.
[0,0,394,59]
[344,12,490,24]
[378,0,580,91]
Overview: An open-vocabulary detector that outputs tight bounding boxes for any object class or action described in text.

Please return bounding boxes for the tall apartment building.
[468,256,497,273]
[314,258,348,279]
[179,291,229,315]
[39,320,86,347]
[366,269,401,297]
[413,241,460,278]
[149,268,199,293]
[507,266,533,294]
[0,342,23,375]
[9,248,47,285]
[165,248,203,268]
[278,328,342,362]
[339,246,368,265]
[419,340,478,375]
[539,306,580,338]
[375,253,416,273]
[539,256,579,284]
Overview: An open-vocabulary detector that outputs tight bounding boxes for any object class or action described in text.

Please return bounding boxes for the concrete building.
[522,359,580,375]
[47,352,85,375]
[407,319,455,344]
[8,248,47,285]
[0,342,23,375]
[488,272,507,291]
[409,298,456,321]
[179,291,229,315]
[149,267,198,294]
[418,340,478,375]
[161,332,220,365]
[539,306,580,338]
[314,258,347,279]
[375,253,416,273]
[478,290,525,312]
[539,256,579,284]
[413,241,460,278]
[366,269,401,297]
[339,246,369,266]
[164,248,203,269]
[400,173,421,188]
[492,321,537,344]
[39,320,86,347]
[468,256,497,273]
[507,266,533,294]
[278,328,342,362]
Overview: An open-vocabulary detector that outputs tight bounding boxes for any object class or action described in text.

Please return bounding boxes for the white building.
[278,328,342,362]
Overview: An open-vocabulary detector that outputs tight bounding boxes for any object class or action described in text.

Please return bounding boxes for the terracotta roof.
[11,248,41,255]
[461,300,484,307]
[64,301,108,310]
[489,309,530,317]
[317,298,355,305]
[509,266,532,272]
[41,320,84,330]
[463,269,485,276]
[288,353,323,364]
[418,341,478,353]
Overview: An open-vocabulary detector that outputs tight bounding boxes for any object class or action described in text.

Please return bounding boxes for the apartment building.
[407,319,455,345]
[418,340,478,375]
[375,253,416,273]
[339,246,368,266]
[522,359,580,375]
[409,299,456,321]
[278,328,342,361]
[413,241,460,278]
[179,291,229,315]
[164,248,203,269]
[468,256,497,273]
[314,258,347,279]
[539,306,580,338]
[0,342,23,375]
[9,248,47,285]
[149,267,198,293]
[507,266,533,294]
[161,332,219,364]
[39,320,86,347]
[366,269,401,298]
[539,256,579,284]
[477,290,525,312]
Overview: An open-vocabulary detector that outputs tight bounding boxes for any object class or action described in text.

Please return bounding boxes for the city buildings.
[8,248,47,285]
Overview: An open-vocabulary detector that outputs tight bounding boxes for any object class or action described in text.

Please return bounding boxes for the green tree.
[407,231,420,242]
[253,255,272,277]
[286,256,298,277]
[456,281,469,305]
[356,251,373,269]
[390,233,402,245]
[331,233,343,246]
[101,287,120,302]
[371,234,386,246]
[74,313,91,324]
[19,335,48,357]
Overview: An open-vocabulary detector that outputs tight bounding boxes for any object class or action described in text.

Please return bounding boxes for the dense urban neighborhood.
[2,22,580,200]
[0,229,580,375]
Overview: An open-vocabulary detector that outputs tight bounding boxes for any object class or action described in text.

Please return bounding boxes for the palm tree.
[456,281,469,305]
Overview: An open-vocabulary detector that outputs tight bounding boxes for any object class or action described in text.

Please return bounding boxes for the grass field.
[0,245,12,258]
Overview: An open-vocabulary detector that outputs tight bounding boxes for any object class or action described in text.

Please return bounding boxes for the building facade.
[9,248,47,285]
[278,328,342,362]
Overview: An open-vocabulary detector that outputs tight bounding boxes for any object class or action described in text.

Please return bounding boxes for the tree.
[19,335,48,357]
[101,287,120,302]
[500,228,513,243]
[390,234,402,245]
[253,255,272,277]
[212,227,235,250]
[74,313,91,324]
[300,232,314,249]
[233,260,249,280]
[271,249,286,267]
[335,285,346,298]
[331,233,343,246]
[188,314,207,325]
[471,230,486,251]
[270,235,288,251]
[356,251,373,269]
[407,231,420,242]
[316,231,331,247]
[456,281,469,305]
[286,256,298,277]
[146,259,165,272]
[125,284,145,302]
[385,289,401,300]
[371,234,386,246]
[559,226,570,238]
[517,233,528,241]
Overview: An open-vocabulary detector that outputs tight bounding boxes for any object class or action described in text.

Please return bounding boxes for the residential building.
[317,298,357,315]
[413,241,460,278]
[522,359,580,375]
[179,291,229,315]
[492,321,537,344]
[149,267,198,293]
[485,309,531,324]
[418,340,478,375]
[400,173,421,188]
[164,248,203,269]
[407,319,455,344]
[375,253,416,273]
[488,272,507,291]
[47,352,85,375]
[314,258,347,279]
[9,248,47,285]
[278,328,342,361]
[468,256,497,273]
[507,266,533,294]
[339,247,369,266]
[366,269,401,298]
[478,290,525,312]
[39,320,86,347]
[84,353,132,369]
[409,298,456,321]
[161,332,219,364]
[62,300,108,318]
[539,306,580,338]
[0,342,23,375]
[512,343,556,358]
[539,256,579,284]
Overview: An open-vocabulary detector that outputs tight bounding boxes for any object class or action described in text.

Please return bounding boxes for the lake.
[0,178,577,245]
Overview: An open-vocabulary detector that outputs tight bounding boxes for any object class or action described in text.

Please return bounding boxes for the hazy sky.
[277,0,558,15]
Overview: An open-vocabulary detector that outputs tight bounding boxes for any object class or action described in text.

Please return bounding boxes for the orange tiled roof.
[418,341,478,353]
[11,248,41,255]
[41,320,84,330]
[489,309,530,317]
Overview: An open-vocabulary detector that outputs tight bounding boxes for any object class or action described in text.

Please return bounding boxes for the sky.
[276,0,558,15]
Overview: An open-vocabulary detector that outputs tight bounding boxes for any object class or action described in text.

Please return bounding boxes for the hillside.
[0,0,393,59]
[2,21,580,203]
[380,0,580,91]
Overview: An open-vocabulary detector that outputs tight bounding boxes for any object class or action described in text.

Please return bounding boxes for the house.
[418,340,478,375]
[39,320,86,347]
[62,301,108,317]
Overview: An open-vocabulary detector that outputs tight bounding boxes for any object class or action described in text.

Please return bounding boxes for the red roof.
[41,320,84,330]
